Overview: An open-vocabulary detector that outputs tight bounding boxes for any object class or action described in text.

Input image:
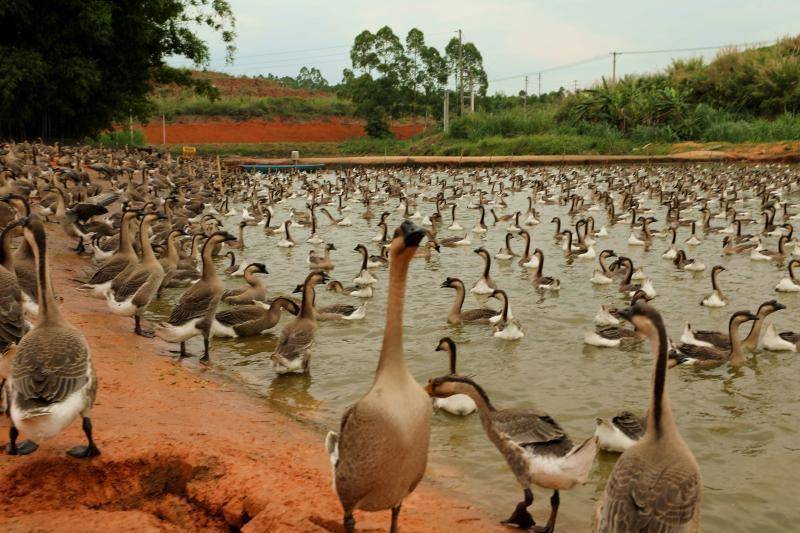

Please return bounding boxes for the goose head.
[390,220,426,260]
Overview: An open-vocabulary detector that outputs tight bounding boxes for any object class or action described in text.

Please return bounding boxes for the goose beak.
[745,312,758,321]
[619,306,635,321]
[222,232,237,242]
[424,379,435,395]
[400,220,425,247]
[772,301,786,311]
[292,284,302,294]
[18,216,31,228]
[439,280,451,288]
[321,272,331,283]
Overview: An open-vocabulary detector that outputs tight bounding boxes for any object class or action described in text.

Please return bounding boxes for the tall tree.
[0,0,235,140]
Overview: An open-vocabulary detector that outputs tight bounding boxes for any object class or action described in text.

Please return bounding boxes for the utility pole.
[538,72,542,98]
[572,80,579,92]
[524,75,528,107]
[469,73,475,113]
[443,91,450,133]
[612,51,618,83]
[458,29,464,116]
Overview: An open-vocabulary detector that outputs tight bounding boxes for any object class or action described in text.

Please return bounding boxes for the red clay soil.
[159,71,326,99]
[0,230,498,532]
[139,118,424,144]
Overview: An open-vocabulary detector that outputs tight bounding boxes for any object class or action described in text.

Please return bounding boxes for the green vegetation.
[151,94,355,120]
[0,0,235,139]
[92,129,147,148]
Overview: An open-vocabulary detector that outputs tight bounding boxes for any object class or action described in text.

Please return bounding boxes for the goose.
[494,233,516,260]
[590,250,617,285]
[222,263,269,305]
[594,305,620,326]
[685,300,785,352]
[531,249,560,291]
[366,245,389,269]
[426,375,596,532]
[227,221,247,250]
[776,328,800,351]
[211,297,299,338]
[594,411,646,453]
[306,216,324,244]
[223,251,246,277]
[308,243,336,270]
[685,221,702,245]
[447,203,463,230]
[673,250,706,272]
[372,221,389,243]
[523,198,539,225]
[516,229,534,267]
[701,265,728,308]
[326,280,373,299]
[155,231,238,361]
[320,207,352,226]
[79,209,139,298]
[106,212,166,336]
[761,323,797,352]
[775,259,800,292]
[5,215,100,458]
[490,289,524,340]
[595,302,701,532]
[431,338,476,416]
[271,270,328,374]
[671,311,757,368]
[353,245,378,285]
[277,220,295,248]
[471,205,488,234]
[0,219,27,354]
[722,235,756,255]
[440,277,499,325]
[470,247,497,295]
[661,228,678,259]
[261,210,282,234]
[750,235,789,262]
[325,221,431,533]
[157,229,187,298]
[584,291,650,347]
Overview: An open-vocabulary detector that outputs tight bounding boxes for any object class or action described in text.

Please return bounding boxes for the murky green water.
[146,166,799,530]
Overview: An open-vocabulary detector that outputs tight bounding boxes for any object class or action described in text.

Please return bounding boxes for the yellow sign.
[182,146,197,158]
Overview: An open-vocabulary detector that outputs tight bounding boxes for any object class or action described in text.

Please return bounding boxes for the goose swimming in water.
[211,297,299,338]
[277,220,295,248]
[701,265,728,307]
[594,411,646,453]
[426,375,597,532]
[490,289,524,340]
[431,338,476,416]
[775,258,800,292]
[531,249,560,291]
[222,263,269,305]
[470,247,497,295]
[326,221,431,533]
[671,311,757,368]
[684,300,785,352]
[441,277,499,325]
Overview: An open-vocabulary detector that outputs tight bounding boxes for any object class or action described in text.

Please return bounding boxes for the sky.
[170,0,800,94]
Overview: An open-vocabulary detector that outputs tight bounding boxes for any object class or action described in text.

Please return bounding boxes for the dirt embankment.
[139,117,425,144]
[0,231,497,532]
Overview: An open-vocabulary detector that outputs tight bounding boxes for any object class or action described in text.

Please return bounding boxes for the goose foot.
[501,489,535,529]
[6,426,38,455]
[135,316,155,337]
[531,491,559,533]
[199,337,210,364]
[67,417,100,459]
[343,513,355,533]
[390,503,402,533]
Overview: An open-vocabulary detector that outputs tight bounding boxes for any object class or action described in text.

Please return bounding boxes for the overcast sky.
[170,0,800,94]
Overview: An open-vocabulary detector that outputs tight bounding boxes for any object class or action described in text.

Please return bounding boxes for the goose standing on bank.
[155,231,238,361]
[5,215,100,458]
[0,219,27,355]
[431,337,476,416]
[426,375,597,532]
[596,301,701,532]
[80,209,139,298]
[325,221,431,533]
[271,270,328,373]
[106,212,166,336]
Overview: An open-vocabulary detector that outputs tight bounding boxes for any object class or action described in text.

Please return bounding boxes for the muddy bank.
[0,231,497,532]
[137,117,424,144]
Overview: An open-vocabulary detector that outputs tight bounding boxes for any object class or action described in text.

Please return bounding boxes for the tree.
[445,37,488,113]
[0,0,236,140]
[296,67,329,90]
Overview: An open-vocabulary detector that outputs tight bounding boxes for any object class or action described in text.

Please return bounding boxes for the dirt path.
[0,231,498,532]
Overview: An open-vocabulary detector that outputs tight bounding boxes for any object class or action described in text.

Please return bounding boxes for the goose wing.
[0,273,25,348]
[674,342,727,363]
[275,320,315,357]
[215,305,264,327]
[601,453,701,531]
[318,303,358,315]
[168,285,217,325]
[461,308,499,321]
[693,329,730,350]
[86,191,121,207]
[779,331,800,344]
[12,328,89,409]
[596,325,636,340]
[491,408,573,456]
[612,411,647,440]
[114,268,150,301]
[88,256,131,285]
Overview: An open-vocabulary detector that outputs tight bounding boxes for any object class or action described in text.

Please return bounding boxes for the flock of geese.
[0,142,798,532]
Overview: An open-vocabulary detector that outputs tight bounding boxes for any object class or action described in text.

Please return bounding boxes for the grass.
[152,94,356,120]
[89,129,147,148]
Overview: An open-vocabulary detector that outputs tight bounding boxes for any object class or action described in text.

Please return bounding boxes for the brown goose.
[440,276,499,325]
[211,297,299,338]
[106,212,166,336]
[271,270,328,373]
[672,311,757,368]
[5,215,99,458]
[686,300,785,351]
[596,302,701,532]
[155,231,237,361]
[325,221,431,533]
[222,263,269,305]
[80,209,139,298]
[0,219,27,355]
[471,247,497,295]
[426,375,597,532]
[531,248,560,290]
[157,229,185,298]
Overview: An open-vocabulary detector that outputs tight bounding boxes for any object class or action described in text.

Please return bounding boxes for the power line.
[489,53,609,82]
[615,40,771,56]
